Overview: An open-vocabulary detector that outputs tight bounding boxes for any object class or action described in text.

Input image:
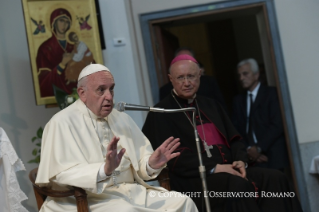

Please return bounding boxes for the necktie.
[248,93,254,145]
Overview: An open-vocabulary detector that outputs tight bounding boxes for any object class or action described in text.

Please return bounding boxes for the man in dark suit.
[232,58,289,170]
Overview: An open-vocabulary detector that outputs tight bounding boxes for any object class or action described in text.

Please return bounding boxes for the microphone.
[116,102,195,113]
[116,102,165,112]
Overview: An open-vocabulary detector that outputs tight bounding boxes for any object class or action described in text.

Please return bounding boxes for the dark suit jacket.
[232,84,289,169]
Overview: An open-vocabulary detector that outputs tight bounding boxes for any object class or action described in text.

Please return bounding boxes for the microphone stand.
[151,107,211,212]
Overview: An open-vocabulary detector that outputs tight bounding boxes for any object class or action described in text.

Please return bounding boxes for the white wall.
[274,0,319,144]
[98,0,145,127]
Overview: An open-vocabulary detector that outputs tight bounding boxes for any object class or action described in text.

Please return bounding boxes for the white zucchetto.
[78,64,110,81]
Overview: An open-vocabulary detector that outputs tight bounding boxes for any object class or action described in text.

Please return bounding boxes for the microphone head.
[116,102,126,112]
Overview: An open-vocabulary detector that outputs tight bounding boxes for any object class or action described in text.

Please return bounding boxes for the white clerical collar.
[173,89,196,104]
[247,82,261,97]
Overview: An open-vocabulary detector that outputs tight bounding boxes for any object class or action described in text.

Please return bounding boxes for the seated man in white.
[35,64,198,212]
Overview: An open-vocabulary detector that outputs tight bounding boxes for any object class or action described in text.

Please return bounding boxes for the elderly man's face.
[79,71,115,117]
[169,60,201,99]
[237,63,259,91]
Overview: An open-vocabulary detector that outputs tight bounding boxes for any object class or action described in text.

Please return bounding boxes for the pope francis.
[35,64,198,211]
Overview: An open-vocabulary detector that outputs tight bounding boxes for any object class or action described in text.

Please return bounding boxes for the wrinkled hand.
[247,146,260,161]
[232,161,246,178]
[104,136,126,175]
[215,162,247,180]
[148,137,181,169]
[256,154,268,163]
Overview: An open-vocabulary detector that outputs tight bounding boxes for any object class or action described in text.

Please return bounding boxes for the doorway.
[140,0,309,210]
[149,4,275,113]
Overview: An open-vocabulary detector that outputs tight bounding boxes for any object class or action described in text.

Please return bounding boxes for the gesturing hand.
[104,136,126,176]
[148,137,181,169]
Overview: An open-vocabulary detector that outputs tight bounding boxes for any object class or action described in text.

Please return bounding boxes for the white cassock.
[36,99,197,212]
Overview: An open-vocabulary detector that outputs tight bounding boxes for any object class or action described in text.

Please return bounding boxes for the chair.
[29,167,170,211]
[29,168,89,212]
[154,167,171,191]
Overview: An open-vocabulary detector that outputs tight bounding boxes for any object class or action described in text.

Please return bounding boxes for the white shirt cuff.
[209,166,216,174]
[98,162,164,181]
[97,163,111,182]
[146,162,163,176]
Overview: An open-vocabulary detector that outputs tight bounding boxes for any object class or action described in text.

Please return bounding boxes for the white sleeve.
[97,162,111,182]
[146,161,164,177]
[55,163,102,193]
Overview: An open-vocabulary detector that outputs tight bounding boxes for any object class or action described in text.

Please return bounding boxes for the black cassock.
[142,92,302,212]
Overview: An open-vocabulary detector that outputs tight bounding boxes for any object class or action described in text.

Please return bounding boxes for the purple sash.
[196,123,227,146]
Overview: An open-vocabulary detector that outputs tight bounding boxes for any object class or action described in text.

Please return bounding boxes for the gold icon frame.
[22,0,103,105]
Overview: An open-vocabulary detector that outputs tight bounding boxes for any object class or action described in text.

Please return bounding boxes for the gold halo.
[45,3,76,33]
[66,28,79,45]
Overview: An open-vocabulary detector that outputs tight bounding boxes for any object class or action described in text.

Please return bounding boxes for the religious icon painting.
[22,0,103,105]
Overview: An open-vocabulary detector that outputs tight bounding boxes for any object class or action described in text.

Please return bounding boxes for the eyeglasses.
[175,74,198,83]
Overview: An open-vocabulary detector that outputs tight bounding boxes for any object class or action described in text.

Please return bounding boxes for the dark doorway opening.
[150,4,274,113]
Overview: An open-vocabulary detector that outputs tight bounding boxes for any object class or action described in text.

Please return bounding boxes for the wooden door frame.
[140,0,309,211]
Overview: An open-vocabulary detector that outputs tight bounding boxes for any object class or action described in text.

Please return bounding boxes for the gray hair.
[77,76,88,90]
[237,58,259,74]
